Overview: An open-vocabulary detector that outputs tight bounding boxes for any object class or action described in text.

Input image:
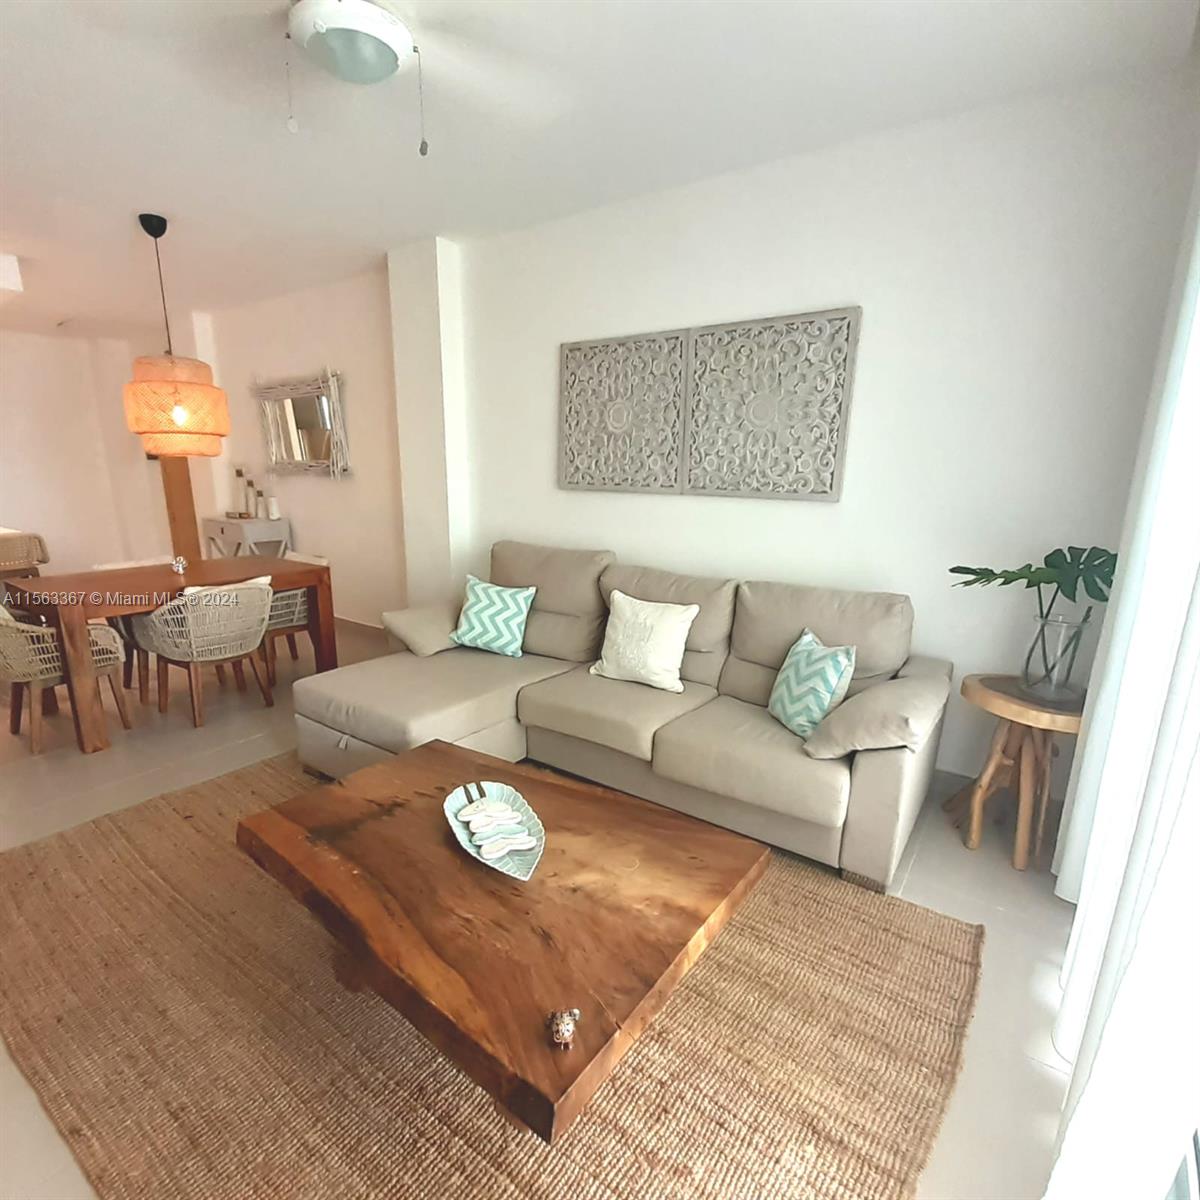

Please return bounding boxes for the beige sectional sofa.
[292,540,952,891]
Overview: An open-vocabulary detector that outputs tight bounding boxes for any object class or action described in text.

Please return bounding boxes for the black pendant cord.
[153,236,173,356]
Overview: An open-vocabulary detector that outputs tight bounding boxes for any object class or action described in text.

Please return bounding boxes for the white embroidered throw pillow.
[590,589,700,693]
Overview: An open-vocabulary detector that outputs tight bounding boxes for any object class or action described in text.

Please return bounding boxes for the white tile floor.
[0,627,1074,1199]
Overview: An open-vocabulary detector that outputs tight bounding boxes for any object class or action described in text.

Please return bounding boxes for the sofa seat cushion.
[653,696,851,828]
[517,666,716,761]
[292,648,573,753]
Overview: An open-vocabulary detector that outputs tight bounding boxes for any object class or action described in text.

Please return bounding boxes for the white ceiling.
[1,0,1196,338]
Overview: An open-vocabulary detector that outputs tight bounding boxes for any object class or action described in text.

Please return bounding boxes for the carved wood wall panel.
[559,307,860,501]
[559,332,686,493]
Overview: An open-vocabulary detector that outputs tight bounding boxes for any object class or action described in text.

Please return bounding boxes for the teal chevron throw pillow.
[451,575,536,658]
[768,630,857,740]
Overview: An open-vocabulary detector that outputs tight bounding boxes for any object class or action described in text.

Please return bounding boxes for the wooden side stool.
[946,674,1082,870]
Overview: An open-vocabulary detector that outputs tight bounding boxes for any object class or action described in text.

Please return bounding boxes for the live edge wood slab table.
[3,555,335,754]
[237,741,769,1144]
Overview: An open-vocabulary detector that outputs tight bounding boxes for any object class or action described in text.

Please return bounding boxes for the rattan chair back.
[131,585,272,664]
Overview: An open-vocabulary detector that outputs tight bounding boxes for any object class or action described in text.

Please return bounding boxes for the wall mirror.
[255,370,351,479]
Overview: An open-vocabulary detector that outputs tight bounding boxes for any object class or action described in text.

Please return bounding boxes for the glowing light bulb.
[171,404,188,427]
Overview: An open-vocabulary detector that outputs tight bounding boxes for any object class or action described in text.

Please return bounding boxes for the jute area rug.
[0,755,982,1200]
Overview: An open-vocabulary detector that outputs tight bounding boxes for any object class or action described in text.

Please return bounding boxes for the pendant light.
[123,214,229,457]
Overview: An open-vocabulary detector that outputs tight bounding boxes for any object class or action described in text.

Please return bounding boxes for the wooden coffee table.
[237,741,769,1143]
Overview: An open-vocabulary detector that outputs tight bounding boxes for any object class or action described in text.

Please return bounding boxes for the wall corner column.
[386,238,470,606]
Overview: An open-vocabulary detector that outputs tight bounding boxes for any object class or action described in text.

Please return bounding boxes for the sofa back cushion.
[599,563,736,686]
[490,541,615,662]
[720,580,913,706]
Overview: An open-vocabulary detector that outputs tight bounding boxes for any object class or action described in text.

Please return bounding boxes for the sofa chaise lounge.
[292,541,952,891]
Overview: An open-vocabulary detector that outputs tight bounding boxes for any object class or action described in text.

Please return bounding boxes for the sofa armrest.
[380,601,460,656]
[837,653,952,891]
[840,725,944,892]
[898,653,953,681]
[805,671,950,759]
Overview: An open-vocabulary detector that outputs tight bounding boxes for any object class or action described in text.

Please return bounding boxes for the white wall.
[0,329,170,571]
[211,264,406,626]
[459,71,1200,776]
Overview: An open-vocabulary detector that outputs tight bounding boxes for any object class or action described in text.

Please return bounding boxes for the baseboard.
[932,767,970,795]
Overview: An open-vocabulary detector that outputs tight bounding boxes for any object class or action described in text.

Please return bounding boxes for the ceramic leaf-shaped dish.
[443,781,545,882]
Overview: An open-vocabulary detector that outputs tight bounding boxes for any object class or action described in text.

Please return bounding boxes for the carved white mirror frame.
[254,369,351,480]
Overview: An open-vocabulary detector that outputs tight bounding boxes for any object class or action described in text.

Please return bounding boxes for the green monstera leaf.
[948,563,1055,589]
[1042,545,1117,603]
[950,546,1117,606]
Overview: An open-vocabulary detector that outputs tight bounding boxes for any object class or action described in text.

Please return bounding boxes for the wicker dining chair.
[130,584,273,727]
[262,551,329,685]
[0,527,49,585]
[0,608,130,754]
[92,556,173,703]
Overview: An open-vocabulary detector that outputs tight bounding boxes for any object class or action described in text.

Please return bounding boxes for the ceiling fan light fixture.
[288,0,414,85]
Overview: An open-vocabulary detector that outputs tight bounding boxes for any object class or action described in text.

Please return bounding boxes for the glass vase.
[1021,614,1090,704]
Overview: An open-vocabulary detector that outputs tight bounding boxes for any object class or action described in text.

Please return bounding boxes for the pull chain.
[415,44,428,156]
[284,33,298,133]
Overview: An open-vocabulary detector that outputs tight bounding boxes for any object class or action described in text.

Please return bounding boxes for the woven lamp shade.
[123,355,230,457]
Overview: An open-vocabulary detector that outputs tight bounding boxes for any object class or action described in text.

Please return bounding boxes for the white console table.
[202,517,292,558]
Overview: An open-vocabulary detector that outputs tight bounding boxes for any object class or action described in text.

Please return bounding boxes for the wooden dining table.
[3,556,336,754]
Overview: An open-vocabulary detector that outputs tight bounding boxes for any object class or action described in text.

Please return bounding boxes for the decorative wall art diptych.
[559,307,861,501]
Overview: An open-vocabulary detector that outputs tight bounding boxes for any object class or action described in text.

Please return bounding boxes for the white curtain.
[1043,162,1200,1198]
[1053,160,1200,907]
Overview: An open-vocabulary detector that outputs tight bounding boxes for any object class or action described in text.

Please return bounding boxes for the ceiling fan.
[285,0,568,156]
[288,0,415,86]
[287,0,427,152]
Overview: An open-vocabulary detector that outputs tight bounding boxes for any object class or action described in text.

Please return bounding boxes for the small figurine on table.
[546,1008,581,1049]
